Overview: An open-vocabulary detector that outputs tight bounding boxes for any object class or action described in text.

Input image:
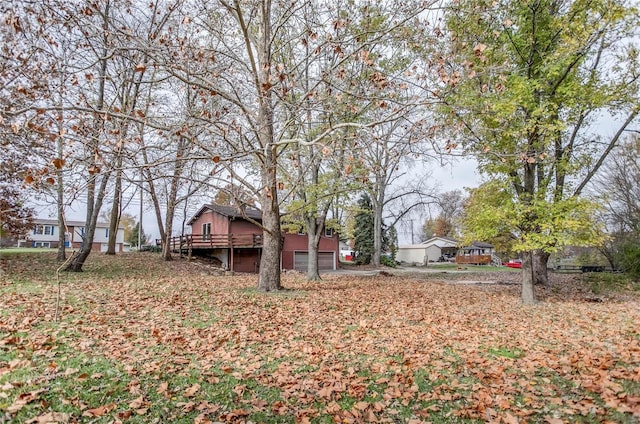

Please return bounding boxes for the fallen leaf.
[26,412,70,423]
[184,383,201,397]
[82,402,116,417]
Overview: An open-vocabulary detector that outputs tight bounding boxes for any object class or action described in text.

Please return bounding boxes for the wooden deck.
[165,233,263,253]
[456,254,492,265]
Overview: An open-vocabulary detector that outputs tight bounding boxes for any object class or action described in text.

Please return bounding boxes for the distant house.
[173,204,339,273]
[456,241,496,265]
[397,237,498,266]
[396,236,458,265]
[17,219,126,252]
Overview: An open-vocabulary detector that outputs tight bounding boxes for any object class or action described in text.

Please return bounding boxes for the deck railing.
[455,254,492,265]
[165,233,263,251]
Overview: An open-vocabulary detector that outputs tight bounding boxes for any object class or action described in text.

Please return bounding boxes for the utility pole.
[409,219,414,244]
[138,167,143,249]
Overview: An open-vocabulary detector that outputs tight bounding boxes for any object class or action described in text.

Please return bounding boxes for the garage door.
[293,252,335,272]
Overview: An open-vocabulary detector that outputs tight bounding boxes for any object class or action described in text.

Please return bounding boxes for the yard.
[1,252,639,423]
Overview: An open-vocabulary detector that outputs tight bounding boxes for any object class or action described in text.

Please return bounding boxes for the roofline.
[187,204,263,226]
[31,218,124,230]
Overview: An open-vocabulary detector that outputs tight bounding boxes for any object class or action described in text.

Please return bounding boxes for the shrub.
[380,255,398,268]
[617,241,640,280]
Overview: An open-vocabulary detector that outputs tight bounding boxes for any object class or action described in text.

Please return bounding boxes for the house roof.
[32,218,123,229]
[462,241,494,249]
[187,204,262,225]
[398,244,430,249]
[420,236,459,248]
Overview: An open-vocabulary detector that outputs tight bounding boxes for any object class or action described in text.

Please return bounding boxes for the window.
[202,223,211,240]
[33,241,50,248]
[324,227,334,237]
[33,225,54,235]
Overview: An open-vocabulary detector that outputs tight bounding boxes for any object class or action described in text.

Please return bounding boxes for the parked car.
[505,259,522,269]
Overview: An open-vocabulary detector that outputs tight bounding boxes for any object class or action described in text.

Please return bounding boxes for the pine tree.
[353,194,374,265]
[387,225,398,262]
[128,222,148,248]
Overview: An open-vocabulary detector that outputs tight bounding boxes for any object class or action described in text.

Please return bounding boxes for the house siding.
[229,219,260,235]
[190,211,230,235]
[19,219,124,252]
[396,247,428,264]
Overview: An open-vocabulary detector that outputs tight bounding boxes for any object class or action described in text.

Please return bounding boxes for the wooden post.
[229,234,234,272]
[188,235,192,260]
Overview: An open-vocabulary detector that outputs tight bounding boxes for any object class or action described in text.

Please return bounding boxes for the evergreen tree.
[128,222,148,248]
[387,225,398,262]
[353,194,374,265]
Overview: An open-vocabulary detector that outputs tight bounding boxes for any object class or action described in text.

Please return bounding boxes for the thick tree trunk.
[258,192,282,291]
[306,216,322,281]
[521,251,537,305]
[249,0,282,291]
[533,249,550,286]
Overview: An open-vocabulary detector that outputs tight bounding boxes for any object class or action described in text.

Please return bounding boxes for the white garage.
[396,236,459,265]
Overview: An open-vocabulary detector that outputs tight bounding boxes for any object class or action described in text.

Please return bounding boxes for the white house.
[396,236,459,265]
[18,219,126,253]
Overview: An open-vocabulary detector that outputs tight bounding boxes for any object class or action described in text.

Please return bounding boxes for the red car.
[505,260,522,269]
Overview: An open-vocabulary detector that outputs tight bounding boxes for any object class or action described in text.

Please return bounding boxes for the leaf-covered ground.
[1,252,639,423]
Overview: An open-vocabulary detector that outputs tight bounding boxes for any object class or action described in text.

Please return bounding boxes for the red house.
[173,204,339,273]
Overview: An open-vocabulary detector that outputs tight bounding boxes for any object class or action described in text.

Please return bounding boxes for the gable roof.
[187,204,262,225]
[31,218,123,230]
[461,241,494,249]
[421,236,459,248]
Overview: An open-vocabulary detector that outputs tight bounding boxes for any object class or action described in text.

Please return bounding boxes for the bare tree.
[594,135,640,269]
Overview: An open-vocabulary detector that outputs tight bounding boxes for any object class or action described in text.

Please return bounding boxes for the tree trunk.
[144,168,166,246]
[521,251,537,305]
[254,1,282,291]
[258,187,282,291]
[106,154,122,255]
[372,199,383,267]
[64,171,111,271]
[64,0,110,271]
[161,139,188,261]
[306,215,322,281]
[54,103,66,262]
[161,200,175,261]
[56,146,66,262]
[533,249,550,286]
[65,247,92,272]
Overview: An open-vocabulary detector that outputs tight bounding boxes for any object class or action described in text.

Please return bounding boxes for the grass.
[1,252,639,423]
[487,346,525,359]
[0,247,62,254]
[583,271,640,294]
